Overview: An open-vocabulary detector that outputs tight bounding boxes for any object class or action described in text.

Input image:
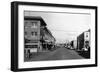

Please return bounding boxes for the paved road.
[25,47,84,62]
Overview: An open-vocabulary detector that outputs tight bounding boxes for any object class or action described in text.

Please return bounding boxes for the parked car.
[67,45,71,49]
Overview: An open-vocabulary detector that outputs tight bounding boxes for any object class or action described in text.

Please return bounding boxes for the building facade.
[77,29,90,51]
[24,16,56,56]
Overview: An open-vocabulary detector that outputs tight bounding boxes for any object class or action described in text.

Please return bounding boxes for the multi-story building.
[24,16,56,55]
[40,26,56,51]
[77,29,90,51]
[76,29,90,58]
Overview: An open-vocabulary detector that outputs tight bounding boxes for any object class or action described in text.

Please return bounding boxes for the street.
[25,47,84,62]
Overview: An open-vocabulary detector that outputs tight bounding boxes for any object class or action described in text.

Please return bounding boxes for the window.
[31,32,34,36]
[25,31,27,35]
[31,32,38,36]
[31,22,38,28]
[35,32,37,36]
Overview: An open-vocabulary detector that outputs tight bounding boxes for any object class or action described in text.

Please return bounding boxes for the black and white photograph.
[11,1,97,71]
[24,11,91,62]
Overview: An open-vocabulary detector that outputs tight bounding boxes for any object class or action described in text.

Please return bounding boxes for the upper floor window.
[31,32,38,36]
[31,22,38,28]
[25,31,27,35]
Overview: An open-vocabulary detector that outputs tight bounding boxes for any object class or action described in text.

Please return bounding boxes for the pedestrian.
[28,49,31,59]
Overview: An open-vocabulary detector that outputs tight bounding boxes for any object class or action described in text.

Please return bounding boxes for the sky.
[24,11,91,43]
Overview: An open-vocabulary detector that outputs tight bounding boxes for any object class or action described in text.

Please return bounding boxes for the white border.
[18,5,96,68]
